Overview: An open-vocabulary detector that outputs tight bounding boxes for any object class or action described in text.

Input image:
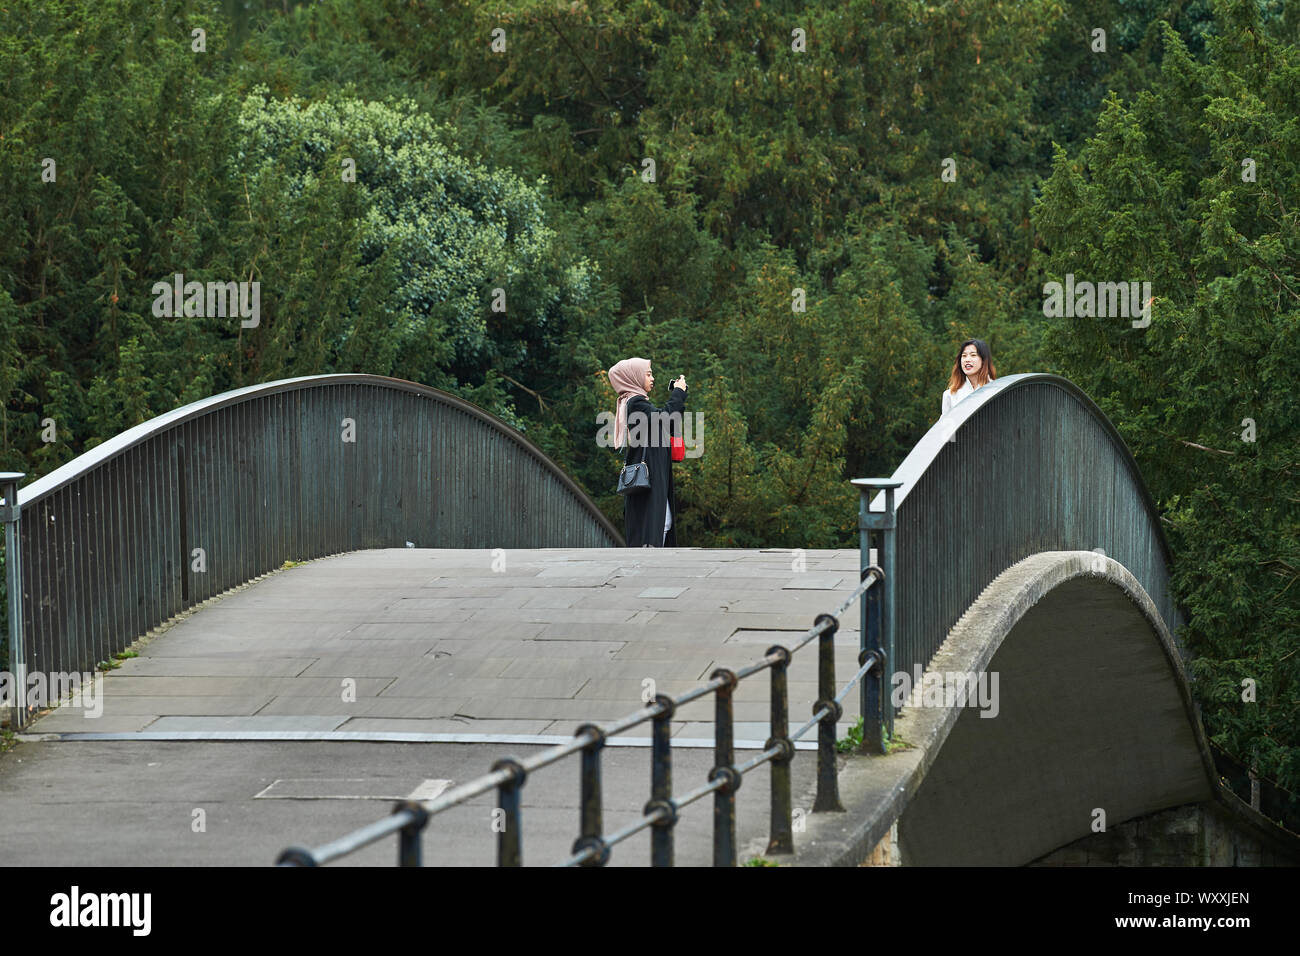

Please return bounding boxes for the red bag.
[670,436,685,462]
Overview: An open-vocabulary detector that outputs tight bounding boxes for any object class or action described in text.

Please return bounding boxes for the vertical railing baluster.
[880,485,899,738]
[710,669,740,866]
[859,476,886,756]
[647,695,677,866]
[766,646,794,853]
[572,725,609,866]
[393,801,428,867]
[1,473,27,729]
[812,613,844,812]
[492,758,526,867]
[862,564,885,755]
[854,478,902,738]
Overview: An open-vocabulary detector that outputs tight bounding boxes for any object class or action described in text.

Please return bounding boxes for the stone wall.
[1030,802,1298,866]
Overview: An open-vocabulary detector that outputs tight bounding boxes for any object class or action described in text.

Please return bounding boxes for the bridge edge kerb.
[13,373,623,546]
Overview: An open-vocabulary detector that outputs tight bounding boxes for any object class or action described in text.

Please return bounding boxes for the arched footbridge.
[0,373,1295,866]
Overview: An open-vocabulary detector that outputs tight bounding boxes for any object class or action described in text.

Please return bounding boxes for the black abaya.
[622,386,686,547]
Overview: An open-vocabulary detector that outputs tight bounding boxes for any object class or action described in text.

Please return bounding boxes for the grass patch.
[837,716,911,754]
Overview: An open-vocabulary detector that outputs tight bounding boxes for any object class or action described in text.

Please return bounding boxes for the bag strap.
[623,401,650,466]
[623,439,647,467]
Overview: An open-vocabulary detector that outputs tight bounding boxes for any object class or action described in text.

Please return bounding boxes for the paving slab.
[422,575,606,589]
[380,676,588,699]
[184,608,372,625]
[90,696,276,717]
[673,721,777,740]
[573,679,712,700]
[518,591,588,609]
[11,547,867,866]
[782,574,847,590]
[298,656,511,679]
[148,716,348,733]
[459,697,671,723]
[344,622,478,640]
[671,700,806,724]
[337,717,554,735]
[463,607,640,625]
[254,696,470,718]
[99,676,394,699]
[497,658,710,681]
[430,638,623,659]
[368,606,477,624]
[705,567,806,579]
[532,623,651,641]
[17,713,161,733]
[228,595,397,612]
[638,610,835,634]
[443,593,536,609]
[611,639,732,658]
[0,740,820,866]
[576,678,827,702]
[134,638,436,658]
[117,657,316,678]
[35,548,866,736]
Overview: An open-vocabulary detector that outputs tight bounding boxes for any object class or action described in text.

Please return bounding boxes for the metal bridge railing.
[277,557,892,867]
[1,375,622,729]
[867,374,1185,701]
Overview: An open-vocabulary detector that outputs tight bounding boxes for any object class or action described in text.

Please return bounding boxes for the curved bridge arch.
[804,550,1297,866]
[894,551,1213,866]
[10,374,620,681]
[804,374,1300,865]
[871,372,1183,680]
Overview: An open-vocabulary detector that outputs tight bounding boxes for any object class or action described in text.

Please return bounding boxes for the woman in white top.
[941,338,997,416]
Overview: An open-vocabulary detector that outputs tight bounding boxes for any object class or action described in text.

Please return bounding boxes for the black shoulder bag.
[616,439,651,496]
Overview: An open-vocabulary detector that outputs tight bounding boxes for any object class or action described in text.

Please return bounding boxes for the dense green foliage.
[1,0,1296,788]
[1033,12,1299,792]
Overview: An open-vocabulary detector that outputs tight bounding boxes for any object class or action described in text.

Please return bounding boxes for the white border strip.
[19,730,819,750]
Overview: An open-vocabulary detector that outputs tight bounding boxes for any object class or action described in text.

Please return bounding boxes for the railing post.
[861,563,885,756]
[572,724,610,866]
[1,473,27,731]
[812,614,844,813]
[854,478,902,741]
[709,668,740,866]
[393,801,429,866]
[646,695,678,866]
[765,646,795,853]
[275,847,319,866]
[491,757,526,867]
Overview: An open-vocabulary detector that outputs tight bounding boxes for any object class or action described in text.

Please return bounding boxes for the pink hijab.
[608,357,650,449]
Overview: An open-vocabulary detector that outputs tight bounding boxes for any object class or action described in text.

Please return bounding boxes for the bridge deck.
[25,548,863,744]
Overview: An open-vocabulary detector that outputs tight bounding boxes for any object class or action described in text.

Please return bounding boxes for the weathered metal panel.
[877,374,1182,685]
[11,375,621,677]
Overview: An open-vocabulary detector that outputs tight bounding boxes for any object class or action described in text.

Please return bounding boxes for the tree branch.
[1179,439,1236,456]
[543,14,618,110]
[499,372,549,414]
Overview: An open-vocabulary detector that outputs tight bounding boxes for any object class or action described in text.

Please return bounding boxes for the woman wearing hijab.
[607,357,688,547]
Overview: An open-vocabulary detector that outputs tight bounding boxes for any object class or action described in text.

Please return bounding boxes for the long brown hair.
[947,338,996,393]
